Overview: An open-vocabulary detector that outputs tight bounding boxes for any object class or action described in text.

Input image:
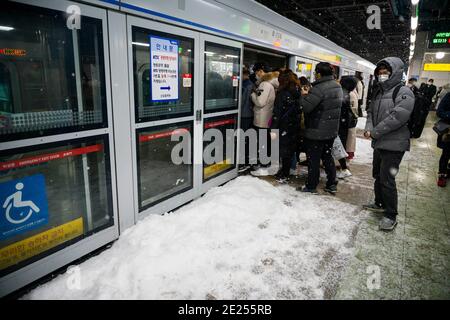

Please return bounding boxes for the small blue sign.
[0,174,49,240]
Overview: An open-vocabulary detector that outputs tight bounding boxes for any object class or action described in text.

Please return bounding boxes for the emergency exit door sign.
[150,36,179,102]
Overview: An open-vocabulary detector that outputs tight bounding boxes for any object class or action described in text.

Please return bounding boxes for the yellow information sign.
[0,217,83,270]
[204,159,232,180]
[423,63,450,72]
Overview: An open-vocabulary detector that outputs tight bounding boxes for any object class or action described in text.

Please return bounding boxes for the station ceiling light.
[0,26,14,31]
[410,33,416,43]
[411,16,418,30]
[411,0,420,5]
[436,52,445,59]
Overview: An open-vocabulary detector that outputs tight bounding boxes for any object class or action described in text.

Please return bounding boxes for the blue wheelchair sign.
[0,174,49,240]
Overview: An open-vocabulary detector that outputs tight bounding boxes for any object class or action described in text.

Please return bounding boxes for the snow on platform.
[25,176,365,300]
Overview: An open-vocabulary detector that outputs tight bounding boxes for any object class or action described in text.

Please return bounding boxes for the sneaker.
[362,203,385,213]
[251,164,279,177]
[437,174,447,187]
[297,185,318,194]
[379,217,398,231]
[337,169,352,179]
[275,175,290,184]
[324,184,338,195]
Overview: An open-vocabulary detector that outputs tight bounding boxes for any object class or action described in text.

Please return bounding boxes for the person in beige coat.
[250,64,279,172]
[251,71,279,128]
[346,88,359,159]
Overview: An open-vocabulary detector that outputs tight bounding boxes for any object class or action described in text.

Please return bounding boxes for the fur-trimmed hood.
[259,71,279,88]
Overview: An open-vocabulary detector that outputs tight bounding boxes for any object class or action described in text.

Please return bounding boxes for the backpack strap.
[392,84,404,103]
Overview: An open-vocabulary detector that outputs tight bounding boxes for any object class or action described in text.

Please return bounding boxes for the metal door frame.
[0,0,119,297]
[126,16,200,220]
[198,33,243,195]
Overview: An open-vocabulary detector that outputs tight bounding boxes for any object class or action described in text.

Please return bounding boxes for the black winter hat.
[340,76,358,92]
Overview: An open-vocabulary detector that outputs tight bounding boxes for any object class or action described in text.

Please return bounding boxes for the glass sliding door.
[200,34,242,190]
[127,16,199,217]
[0,0,118,297]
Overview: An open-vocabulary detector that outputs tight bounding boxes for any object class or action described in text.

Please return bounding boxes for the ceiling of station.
[255,0,450,64]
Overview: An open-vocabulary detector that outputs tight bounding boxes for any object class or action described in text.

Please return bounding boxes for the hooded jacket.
[251,72,279,128]
[365,57,415,152]
[271,87,301,157]
[301,75,343,140]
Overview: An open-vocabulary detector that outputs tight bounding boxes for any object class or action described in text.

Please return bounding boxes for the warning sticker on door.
[183,74,192,88]
[232,76,239,87]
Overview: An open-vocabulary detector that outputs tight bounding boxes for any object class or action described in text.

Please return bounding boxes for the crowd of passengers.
[238,57,450,232]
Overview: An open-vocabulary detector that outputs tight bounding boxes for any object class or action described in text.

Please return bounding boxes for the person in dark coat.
[298,62,343,194]
[421,79,437,108]
[436,92,450,187]
[239,67,255,171]
[337,76,358,179]
[270,69,300,183]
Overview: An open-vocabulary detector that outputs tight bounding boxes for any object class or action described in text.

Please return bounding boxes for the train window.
[132,27,194,122]
[204,43,240,113]
[0,2,108,142]
[0,135,114,276]
[136,122,193,211]
[203,115,237,181]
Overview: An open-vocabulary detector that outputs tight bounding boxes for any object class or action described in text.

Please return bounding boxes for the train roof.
[80,0,376,74]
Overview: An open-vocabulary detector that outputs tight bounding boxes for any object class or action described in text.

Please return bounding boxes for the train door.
[126,16,200,218]
[199,34,242,194]
[0,0,119,296]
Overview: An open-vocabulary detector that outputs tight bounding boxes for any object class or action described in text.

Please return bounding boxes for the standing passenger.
[271,70,300,183]
[239,67,255,172]
[346,83,360,160]
[436,92,450,187]
[363,57,415,231]
[250,63,279,176]
[298,62,343,194]
[337,76,358,179]
[356,74,365,117]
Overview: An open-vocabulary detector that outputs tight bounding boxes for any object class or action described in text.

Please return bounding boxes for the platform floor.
[269,113,450,299]
[22,114,449,300]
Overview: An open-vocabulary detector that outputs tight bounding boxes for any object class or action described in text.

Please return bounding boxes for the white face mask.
[378,74,390,82]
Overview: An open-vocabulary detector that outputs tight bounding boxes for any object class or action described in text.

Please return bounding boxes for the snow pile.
[25,177,363,300]
[351,138,373,165]
[356,117,367,131]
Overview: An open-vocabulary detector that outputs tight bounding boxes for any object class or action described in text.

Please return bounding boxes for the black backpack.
[392,85,429,139]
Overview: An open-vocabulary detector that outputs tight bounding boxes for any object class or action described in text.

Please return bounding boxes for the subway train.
[0,0,376,296]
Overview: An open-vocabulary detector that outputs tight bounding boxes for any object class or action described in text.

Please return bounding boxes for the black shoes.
[362,203,385,213]
[379,217,398,231]
[297,185,319,194]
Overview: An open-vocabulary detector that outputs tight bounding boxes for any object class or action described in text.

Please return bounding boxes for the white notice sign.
[150,36,179,101]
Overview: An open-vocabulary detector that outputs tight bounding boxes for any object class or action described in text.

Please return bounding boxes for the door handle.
[196,110,202,121]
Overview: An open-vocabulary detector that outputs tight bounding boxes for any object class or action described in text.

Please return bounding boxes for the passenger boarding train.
[0,0,376,296]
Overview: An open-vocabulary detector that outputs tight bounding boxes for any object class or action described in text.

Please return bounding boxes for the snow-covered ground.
[25,176,365,300]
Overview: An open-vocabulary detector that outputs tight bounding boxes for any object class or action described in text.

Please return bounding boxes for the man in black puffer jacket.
[298,62,343,194]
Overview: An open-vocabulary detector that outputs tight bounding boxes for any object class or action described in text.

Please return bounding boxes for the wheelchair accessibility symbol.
[0,174,49,240]
[3,182,41,224]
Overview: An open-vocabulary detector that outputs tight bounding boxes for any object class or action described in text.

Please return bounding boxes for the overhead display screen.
[428,31,450,49]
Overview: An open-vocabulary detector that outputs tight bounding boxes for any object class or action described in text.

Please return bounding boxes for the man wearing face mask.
[407,77,419,95]
[364,57,415,231]
[422,79,437,107]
